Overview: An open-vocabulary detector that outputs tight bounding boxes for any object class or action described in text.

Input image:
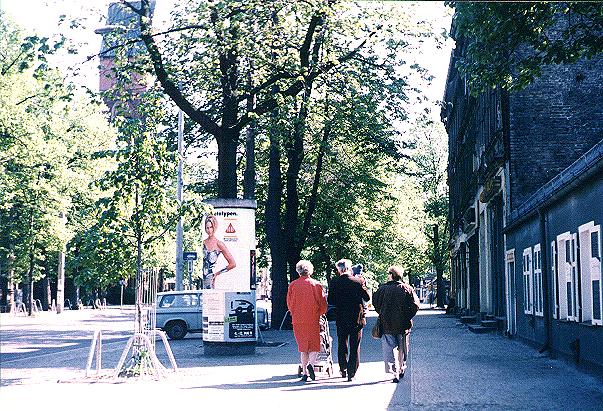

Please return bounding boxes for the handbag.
[371,316,383,339]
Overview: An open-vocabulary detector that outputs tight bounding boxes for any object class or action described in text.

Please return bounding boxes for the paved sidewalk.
[1,307,602,410]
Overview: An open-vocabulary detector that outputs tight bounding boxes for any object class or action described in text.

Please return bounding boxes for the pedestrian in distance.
[327,258,370,381]
[287,260,328,382]
[372,265,420,383]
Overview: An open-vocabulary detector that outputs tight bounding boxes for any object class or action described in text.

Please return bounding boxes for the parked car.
[156,290,203,340]
[155,290,270,340]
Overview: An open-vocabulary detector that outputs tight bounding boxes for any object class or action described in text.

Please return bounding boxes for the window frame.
[557,232,573,321]
[551,240,559,320]
[523,247,533,315]
[578,222,602,326]
[533,244,543,317]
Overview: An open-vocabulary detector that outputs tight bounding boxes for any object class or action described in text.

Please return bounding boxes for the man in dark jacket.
[327,258,370,381]
[372,265,420,383]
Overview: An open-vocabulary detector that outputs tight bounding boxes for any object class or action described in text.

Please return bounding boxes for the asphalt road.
[1,306,602,410]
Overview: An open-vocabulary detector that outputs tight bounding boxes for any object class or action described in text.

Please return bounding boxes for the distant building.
[442,21,603,375]
[96,1,155,117]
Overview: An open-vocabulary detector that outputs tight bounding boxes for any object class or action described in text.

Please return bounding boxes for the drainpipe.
[538,208,551,353]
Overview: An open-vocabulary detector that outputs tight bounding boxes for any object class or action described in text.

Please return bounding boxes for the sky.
[0,0,454,104]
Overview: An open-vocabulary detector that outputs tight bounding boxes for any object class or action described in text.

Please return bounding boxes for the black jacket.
[328,274,370,328]
[372,280,420,334]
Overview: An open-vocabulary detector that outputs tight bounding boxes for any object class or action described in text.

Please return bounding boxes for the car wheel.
[165,320,187,340]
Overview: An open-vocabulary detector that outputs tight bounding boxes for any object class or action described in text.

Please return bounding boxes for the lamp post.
[119,279,126,310]
[175,107,184,291]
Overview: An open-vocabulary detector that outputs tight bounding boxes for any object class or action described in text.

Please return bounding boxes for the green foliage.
[93,90,179,275]
[1,2,451,304]
[448,2,603,92]
[0,16,116,292]
[247,2,443,289]
[409,115,450,280]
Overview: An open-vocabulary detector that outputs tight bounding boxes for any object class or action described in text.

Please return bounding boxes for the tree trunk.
[43,276,51,311]
[265,103,288,328]
[270,251,289,329]
[7,252,15,310]
[243,63,256,200]
[56,244,65,314]
[136,233,143,333]
[216,128,239,199]
[434,224,445,308]
[218,46,240,199]
[297,120,330,257]
[135,182,144,333]
[284,86,312,280]
[27,244,35,316]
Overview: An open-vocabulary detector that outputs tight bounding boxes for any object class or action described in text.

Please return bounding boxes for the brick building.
[442,25,603,374]
[96,1,154,118]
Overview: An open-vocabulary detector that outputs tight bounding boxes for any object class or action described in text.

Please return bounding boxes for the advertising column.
[201,199,257,355]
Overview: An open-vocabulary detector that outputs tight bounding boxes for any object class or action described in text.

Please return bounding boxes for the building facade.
[443,28,603,374]
[505,140,603,374]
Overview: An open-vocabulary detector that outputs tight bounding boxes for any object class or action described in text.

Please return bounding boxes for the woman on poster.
[203,215,236,289]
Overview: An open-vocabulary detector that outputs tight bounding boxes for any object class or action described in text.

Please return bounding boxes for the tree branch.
[234,29,379,132]
[131,0,222,137]
[1,50,26,75]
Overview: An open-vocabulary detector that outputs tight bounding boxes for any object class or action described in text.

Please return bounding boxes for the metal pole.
[175,108,184,291]
[120,284,124,310]
[56,212,66,314]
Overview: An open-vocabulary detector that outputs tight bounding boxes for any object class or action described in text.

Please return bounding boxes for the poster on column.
[225,291,256,341]
[202,290,225,342]
[201,204,256,291]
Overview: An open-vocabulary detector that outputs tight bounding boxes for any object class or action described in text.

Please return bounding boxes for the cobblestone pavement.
[1,307,602,410]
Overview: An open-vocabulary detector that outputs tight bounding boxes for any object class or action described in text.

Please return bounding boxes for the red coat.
[287,276,328,352]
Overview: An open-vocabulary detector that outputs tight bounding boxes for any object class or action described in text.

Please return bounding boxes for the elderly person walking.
[287,260,328,382]
[372,265,420,383]
[327,258,370,381]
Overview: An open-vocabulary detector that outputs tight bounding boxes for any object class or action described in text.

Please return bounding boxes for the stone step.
[484,314,496,321]
[481,320,498,328]
[467,324,497,334]
[460,315,477,324]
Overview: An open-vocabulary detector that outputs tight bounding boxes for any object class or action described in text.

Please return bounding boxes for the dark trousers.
[336,323,363,376]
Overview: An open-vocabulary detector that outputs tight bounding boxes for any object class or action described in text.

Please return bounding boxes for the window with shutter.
[579,222,602,326]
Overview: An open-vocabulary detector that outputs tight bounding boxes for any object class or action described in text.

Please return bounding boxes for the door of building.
[469,234,480,312]
[490,195,506,317]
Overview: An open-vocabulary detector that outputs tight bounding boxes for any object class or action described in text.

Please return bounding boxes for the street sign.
[183,251,198,261]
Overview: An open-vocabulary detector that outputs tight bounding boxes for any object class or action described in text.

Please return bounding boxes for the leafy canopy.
[448,2,603,92]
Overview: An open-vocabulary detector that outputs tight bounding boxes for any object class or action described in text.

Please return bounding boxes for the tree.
[100,1,437,326]
[254,2,439,324]
[111,0,391,198]
[0,14,115,313]
[448,2,603,92]
[92,87,202,319]
[411,115,449,307]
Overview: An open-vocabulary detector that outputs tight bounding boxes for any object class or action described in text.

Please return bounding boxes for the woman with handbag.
[372,266,421,383]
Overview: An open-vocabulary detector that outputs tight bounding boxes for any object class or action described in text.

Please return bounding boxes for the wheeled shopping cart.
[297,314,334,377]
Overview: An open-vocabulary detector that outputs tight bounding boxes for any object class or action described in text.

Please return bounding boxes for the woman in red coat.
[287,260,328,382]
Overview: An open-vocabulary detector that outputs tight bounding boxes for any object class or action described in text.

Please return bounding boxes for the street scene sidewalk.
[1,307,602,410]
